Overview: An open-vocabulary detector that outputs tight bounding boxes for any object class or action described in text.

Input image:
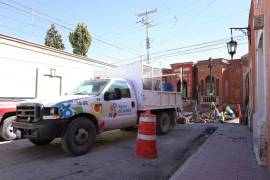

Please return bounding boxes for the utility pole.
[31,0,35,42]
[137,9,157,64]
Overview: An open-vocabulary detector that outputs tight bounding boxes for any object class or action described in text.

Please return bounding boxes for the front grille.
[16,103,42,122]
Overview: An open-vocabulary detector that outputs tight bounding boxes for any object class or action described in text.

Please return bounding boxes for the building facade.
[248,0,270,169]
[164,58,248,108]
[170,62,195,99]
[196,58,248,106]
[0,34,114,99]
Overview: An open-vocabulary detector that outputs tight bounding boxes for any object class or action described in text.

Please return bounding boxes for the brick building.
[170,62,195,99]
[247,0,270,169]
[163,58,248,107]
[196,58,248,106]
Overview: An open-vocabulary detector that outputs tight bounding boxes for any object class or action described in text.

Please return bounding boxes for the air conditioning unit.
[254,15,264,30]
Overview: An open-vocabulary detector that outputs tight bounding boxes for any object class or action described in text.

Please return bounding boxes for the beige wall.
[249,0,270,168]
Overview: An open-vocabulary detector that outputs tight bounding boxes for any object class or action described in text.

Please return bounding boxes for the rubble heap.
[177,111,216,124]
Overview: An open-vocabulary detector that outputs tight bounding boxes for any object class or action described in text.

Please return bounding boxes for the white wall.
[0,34,113,99]
[253,31,268,165]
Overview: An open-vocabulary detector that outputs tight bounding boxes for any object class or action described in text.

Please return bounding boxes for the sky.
[0,0,251,68]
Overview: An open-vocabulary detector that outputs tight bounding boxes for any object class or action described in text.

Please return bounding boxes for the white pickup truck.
[13,62,183,156]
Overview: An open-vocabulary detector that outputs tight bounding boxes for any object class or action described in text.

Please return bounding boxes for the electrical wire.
[150,41,248,63]
[115,39,248,65]
[0,0,139,56]
[113,36,247,65]
[151,38,247,58]
[151,36,246,55]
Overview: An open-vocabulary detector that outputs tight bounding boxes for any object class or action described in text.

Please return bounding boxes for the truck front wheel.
[0,116,17,141]
[157,112,171,135]
[61,117,96,156]
[29,138,54,145]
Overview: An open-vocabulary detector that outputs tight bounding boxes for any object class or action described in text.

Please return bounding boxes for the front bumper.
[13,119,68,139]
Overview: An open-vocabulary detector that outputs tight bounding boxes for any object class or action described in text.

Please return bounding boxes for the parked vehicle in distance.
[0,99,24,140]
[13,62,183,156]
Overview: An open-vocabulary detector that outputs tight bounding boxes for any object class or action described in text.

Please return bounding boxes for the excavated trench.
[169,126,217,178]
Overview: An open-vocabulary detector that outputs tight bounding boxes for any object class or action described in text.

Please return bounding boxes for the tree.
[44,24,65,50]
[69,23,92,56]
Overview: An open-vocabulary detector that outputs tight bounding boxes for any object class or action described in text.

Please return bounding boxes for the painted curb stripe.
[137,133,156,141]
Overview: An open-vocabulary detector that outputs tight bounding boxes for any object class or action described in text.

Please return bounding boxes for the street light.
[227,28,237,60]
[227,27,249,60]
[208,57,213,97]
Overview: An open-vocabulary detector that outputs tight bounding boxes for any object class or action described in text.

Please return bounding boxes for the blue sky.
[0,0,250,67]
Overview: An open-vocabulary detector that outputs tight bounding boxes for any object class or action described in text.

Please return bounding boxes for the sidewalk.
[170,123,270,180]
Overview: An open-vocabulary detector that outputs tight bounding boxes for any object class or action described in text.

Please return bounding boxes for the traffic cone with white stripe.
[135,110,157,159]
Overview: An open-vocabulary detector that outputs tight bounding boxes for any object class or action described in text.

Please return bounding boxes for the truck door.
[102,80,137,131]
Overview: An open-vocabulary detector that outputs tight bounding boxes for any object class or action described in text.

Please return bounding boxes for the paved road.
[0,124,210,180]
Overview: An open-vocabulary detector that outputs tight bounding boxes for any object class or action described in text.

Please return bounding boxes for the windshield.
[70,79,110,95]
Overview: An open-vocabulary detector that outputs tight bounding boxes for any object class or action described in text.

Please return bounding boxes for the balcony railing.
[200,96,220,105]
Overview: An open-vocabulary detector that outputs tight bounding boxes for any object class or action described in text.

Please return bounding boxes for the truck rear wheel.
[61,117,96,156]
[29,138,54,145]
[157,112,171,135]
[0,116,17,141]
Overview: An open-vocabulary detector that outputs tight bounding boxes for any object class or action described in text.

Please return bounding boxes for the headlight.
[43,107,60,120]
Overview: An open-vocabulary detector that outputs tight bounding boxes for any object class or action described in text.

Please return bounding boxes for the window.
[107,80,131,98]
[70,79,110,95]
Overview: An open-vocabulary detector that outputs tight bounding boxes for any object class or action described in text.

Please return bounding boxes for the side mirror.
[104,92,110,101]
[114,88,122,100]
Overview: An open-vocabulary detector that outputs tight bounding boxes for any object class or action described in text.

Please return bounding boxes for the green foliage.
[69,23,92,56]
[44,24,65,50]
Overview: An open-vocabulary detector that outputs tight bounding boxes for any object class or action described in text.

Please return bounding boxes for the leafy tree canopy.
[44,24,65,50]
[69,23,92,56]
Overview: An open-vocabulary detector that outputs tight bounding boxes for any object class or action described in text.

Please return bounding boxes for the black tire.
[157,112,171,135]
[29,138,54,145]
[61,117,96,156]
[0,116,17,141]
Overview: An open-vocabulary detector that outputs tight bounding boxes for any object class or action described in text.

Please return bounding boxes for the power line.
[151,41,248,61]
[0,11,138,62]
[116,37,247,65]
[0,0,139,56]
[0,24,37,37]
[151,38,247,60]
[151,35,246,55]
[9,0,74,27]
[0,13,47,31]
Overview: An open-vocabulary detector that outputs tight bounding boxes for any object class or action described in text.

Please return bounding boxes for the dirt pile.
[177,112,216,124]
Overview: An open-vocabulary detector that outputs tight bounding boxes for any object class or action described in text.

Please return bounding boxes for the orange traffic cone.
[237,104,242,121]
[135,110,158,159]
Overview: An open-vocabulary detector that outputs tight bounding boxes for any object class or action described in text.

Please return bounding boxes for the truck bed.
[95,62,183,111]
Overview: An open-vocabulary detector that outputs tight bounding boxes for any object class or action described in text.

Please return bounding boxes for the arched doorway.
[205,75,215,96]
[182,80,188,98]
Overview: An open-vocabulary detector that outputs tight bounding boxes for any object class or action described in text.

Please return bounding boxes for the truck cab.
[13,78,138,155]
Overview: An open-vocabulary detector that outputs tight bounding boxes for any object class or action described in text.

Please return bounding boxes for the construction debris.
[177,111,216,124]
